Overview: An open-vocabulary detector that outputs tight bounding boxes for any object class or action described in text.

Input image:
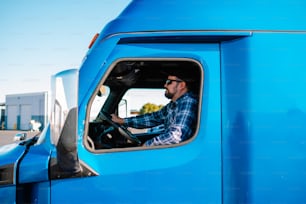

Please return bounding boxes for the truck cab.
[1,0,306,203]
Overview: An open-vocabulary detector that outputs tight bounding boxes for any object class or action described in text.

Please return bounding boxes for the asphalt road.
[0,130,39,146]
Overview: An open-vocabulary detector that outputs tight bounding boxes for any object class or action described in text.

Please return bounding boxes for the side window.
[118,88,169,135]
[85,59,202,151]
[119,88,169,118]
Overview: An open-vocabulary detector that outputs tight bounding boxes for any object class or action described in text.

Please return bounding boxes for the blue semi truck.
[1,0,306,203]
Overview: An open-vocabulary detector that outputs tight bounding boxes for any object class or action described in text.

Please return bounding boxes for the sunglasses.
[165,79,183,85]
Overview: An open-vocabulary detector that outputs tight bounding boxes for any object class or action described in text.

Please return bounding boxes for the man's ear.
[179,81,187,89]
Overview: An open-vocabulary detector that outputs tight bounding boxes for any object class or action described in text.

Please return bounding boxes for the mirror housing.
[50,69,81,176]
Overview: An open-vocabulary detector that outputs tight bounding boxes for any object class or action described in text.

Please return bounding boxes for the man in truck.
[111,72,198,146]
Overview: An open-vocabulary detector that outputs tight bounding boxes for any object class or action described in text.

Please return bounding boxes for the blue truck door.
[51,41,222,203]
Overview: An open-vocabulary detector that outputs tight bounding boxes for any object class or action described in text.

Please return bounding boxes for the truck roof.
[101,0,306,37]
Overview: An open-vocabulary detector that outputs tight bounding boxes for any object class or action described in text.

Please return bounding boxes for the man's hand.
[111,114,125,125]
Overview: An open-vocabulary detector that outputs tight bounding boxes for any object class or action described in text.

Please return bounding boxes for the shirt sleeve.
[124,105,169,129]
[144,95,198,146]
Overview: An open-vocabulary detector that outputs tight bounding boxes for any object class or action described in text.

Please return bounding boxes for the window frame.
[84,58,203,152]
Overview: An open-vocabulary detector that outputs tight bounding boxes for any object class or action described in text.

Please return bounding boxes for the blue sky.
[0,0,131,102]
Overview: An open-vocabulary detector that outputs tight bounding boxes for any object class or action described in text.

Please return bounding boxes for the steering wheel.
[100,111,142,145]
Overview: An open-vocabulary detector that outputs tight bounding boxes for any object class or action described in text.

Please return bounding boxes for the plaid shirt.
[124,92,198,146]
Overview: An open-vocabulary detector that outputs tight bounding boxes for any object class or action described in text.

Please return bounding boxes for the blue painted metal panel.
[19,144,50,183]
[0,186,15,203]
[31,182,50,203]
[0,143,25,183]
[101,0,306,39]
[221,32,306,203]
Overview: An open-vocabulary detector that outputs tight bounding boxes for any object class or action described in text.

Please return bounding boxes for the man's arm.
[144,95,198,146]
[111,105,168,129]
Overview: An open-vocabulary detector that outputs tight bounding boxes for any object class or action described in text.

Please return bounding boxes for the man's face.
[164,76,183,99]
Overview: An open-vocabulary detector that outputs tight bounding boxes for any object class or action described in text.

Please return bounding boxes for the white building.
[0,103,5,130]
[5,92,48,131]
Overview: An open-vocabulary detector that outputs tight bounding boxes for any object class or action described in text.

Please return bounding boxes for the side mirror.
[50,69,81,177]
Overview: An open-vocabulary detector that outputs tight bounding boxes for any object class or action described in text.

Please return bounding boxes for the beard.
[164,89,174,99]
